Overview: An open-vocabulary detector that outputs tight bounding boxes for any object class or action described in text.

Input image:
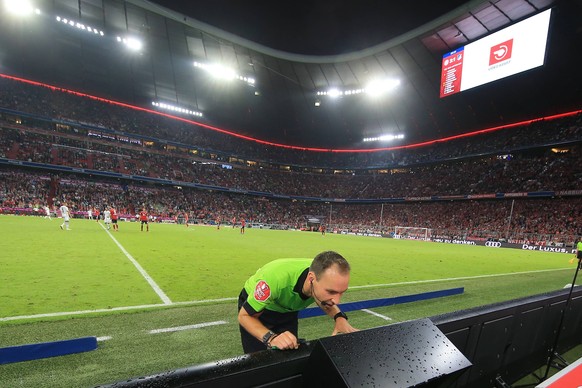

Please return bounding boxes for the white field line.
[99,223,172,305]
[97,336,112,341]
[349,267,572,290]
[362,309,392,321]
[148,320,227,334]
[0,268,570,322]
[0,298,236,322]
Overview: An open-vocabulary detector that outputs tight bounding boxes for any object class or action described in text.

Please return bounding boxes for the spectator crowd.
[0,74,580,246]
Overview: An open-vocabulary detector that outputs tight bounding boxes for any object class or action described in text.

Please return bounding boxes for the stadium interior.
[0,0,581,386]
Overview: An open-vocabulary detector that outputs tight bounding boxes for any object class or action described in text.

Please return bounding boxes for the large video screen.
[440,9,552,98]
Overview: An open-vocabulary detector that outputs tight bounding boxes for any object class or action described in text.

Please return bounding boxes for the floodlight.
[207,64,236,80]
[363,133,404,142]
[365,78,400,97]
[4,0,34,15]
[327,88,342,98]
[152,101,203,117]
[316,87,366,98]
[194,61,256,86]
[125,37,143,51]
[56,15,105,36]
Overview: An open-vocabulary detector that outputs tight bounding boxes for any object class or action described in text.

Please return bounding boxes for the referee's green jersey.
[243,259,314,313]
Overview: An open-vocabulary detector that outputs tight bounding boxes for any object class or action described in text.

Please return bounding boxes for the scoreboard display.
[440,9,552,98]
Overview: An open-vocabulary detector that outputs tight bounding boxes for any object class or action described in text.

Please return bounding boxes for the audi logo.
[485,241,502,248]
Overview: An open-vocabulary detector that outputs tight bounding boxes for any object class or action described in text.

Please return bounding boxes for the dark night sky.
[150,1,469,55]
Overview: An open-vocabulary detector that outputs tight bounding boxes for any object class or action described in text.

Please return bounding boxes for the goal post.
[394,226,431,241]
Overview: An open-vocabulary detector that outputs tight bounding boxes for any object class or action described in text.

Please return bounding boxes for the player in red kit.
[139,208,149,232]
[110,206,119,231]
[240,218,246,234]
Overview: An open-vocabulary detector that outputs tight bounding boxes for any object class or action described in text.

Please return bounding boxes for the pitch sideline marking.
[93,321,228,342]
[99,223,172,305]
[0,298,236,322]
[148,320,227,334]
[97,336,112,342]
[0,267,571,322]
[362,308,392,321]
[349,267,571,289]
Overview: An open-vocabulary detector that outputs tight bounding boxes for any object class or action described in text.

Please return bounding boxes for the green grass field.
[0,214,577,387]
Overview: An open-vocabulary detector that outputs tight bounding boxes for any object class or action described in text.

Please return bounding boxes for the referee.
[237,251,358,353]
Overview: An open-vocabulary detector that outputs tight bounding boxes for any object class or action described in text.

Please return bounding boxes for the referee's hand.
[269,331,299,350]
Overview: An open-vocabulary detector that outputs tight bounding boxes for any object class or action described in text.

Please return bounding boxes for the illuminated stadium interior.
[0,0,580,150]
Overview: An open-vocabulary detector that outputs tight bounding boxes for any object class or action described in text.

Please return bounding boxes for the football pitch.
[0,215,576,387]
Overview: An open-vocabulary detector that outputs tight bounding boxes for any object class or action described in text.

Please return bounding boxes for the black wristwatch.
[333,311,348,321]
[262,330,277,345]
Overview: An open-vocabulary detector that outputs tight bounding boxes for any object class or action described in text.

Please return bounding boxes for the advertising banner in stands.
[429,237,576,254]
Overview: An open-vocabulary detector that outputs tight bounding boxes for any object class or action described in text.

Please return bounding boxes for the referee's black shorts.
[237,289,299,353]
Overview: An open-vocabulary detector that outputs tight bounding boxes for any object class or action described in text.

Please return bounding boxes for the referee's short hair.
[310,251,350,279]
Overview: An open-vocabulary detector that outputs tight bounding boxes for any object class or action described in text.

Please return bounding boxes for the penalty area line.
[99,223,172,305]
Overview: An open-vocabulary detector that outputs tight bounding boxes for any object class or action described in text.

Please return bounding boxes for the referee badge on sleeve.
[254,280,271,302]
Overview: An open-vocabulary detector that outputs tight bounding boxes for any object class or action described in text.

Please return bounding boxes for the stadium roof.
[0,0,580,149]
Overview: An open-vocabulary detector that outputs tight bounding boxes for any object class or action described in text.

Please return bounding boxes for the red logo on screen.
[254,280,271,302]
[489,39,513,66]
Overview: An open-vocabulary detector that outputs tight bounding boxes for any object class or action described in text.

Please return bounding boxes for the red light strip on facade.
[1,73,580,154]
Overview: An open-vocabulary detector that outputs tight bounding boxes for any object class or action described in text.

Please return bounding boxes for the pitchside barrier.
[99,287,582,387]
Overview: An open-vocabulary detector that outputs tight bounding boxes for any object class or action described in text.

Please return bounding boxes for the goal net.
[394,226,431,241]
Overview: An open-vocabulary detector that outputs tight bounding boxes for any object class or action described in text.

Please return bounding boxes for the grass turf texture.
[0,214,577,387]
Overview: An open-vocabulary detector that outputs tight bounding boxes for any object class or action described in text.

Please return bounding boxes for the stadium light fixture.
[193,61,255,86]
[316,78,399,99]
[365,78,401,97]
[152,101,203,117]
[116,36,143,51]
[327,88,342,98]
[56,16,105,36]
[363,134,405,142]
[4,0,38,16]
[317,88,365,98]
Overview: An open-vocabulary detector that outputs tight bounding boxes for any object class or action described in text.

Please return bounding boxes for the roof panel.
[437,25,469,50]
[421,34,450,56]
[455,15,489,40]
[473,5,511,31]
[495,0,536,20]
[186,35,205,59]
[305,64,328,89]
[292,63,316,91]
[320,64,343,87]
[529,0,554,9]
[333,63,358,86]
